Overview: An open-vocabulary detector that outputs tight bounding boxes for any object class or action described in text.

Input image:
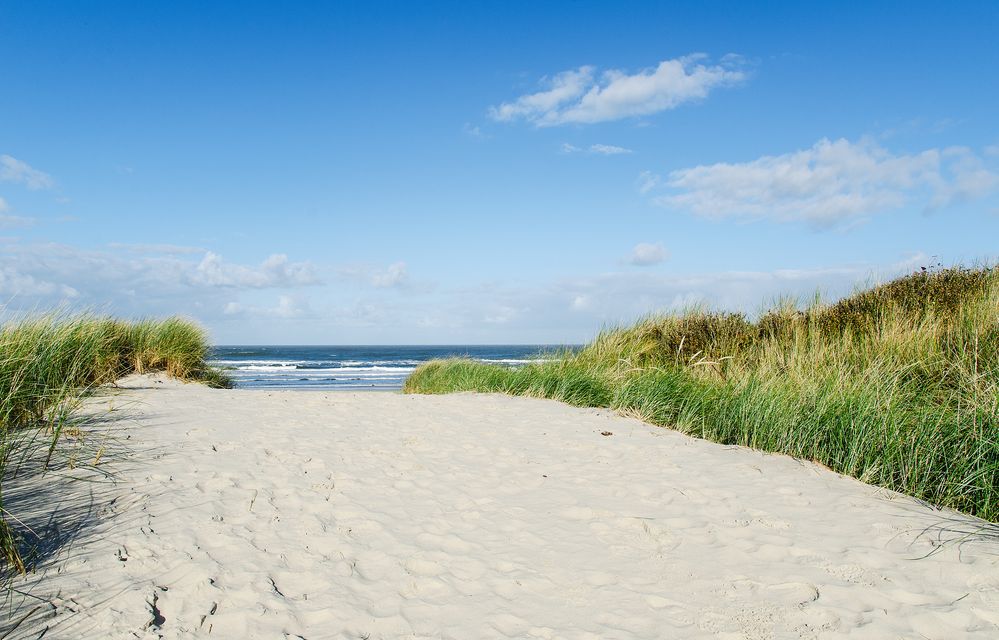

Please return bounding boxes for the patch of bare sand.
[5,374,998,638]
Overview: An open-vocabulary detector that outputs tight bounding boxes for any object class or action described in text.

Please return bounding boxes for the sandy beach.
[4,374,998,639]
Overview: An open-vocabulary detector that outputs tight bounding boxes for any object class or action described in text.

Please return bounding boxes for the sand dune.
[4,374,998,638]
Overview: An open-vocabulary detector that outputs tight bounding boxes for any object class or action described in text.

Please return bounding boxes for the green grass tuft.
[0,313,230,575]
[405,265,999,523]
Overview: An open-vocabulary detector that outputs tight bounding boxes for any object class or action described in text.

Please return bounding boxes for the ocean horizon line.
[208,344,569,390]
[212,343,582,347]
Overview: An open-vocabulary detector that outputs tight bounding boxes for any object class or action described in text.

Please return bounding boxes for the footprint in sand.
[718,578,820,607]
[766,581,821,605]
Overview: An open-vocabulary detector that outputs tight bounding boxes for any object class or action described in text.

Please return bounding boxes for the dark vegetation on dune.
[0,315,230,576]
[405,266,999,523]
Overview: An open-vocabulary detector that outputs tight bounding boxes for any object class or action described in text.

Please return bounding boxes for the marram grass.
[0,314,230,574]
[405,266,999,522]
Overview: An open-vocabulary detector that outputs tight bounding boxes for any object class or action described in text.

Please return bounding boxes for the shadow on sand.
[0,389,173,639]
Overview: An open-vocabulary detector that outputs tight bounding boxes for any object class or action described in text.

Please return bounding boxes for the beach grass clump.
[403,357,612,407]
[404,265,999,522]
[0,313,230,575]
[128,317,204,377]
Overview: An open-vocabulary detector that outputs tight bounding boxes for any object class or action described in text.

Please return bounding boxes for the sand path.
[4,375,998,638]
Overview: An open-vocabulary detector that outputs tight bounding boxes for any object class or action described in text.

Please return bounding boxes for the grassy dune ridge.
[405,266,999,522]
[0,314,230,574]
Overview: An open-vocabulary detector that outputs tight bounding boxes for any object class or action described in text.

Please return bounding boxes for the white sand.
[4,374,998,639]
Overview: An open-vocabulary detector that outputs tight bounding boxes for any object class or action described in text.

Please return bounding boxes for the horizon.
[212,343,578,347]
[2,1,997,344]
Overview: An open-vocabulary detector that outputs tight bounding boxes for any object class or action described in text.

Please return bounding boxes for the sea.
[209,345,572,391]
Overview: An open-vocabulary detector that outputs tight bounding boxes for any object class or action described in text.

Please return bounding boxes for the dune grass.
[0,314,230,575]
[405,266,999,522]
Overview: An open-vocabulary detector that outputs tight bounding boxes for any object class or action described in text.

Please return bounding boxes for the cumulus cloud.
[490,55,745,127]
[0,243,320,315]
[0,266,78,298]
[649,138,999,227]
[0,155,55,190]
[627,242,668,266]
[190,252,320,288]
[491,66,595,125]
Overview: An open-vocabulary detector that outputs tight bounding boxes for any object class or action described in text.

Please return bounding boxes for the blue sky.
[1,1,997,344]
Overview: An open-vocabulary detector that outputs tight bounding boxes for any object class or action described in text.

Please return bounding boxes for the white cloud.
[491,66,595,125]
[930,146,999,209]
[637,170,661,194]
[590,144,632,155]
[108,242,205,255]
[535,253,933,328]
[0,243,320,317]
[339,261,413,290]
[563,143,633,155]
[0,214,34,229]
[0,197,35,228]
[391,253,948,345]
[0,155,55,190]
[463,123,486,139]
[1,233,976,346]
[325,300,397,328]
[490,56,745,127]
[0,266,78,298]
[651,138,999,227]
[223,295,308,318]
[370,262,409,288]
[190,252,320,288]
[483,304,521,324]
[272,295,307,317]
[628,242,668,266]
